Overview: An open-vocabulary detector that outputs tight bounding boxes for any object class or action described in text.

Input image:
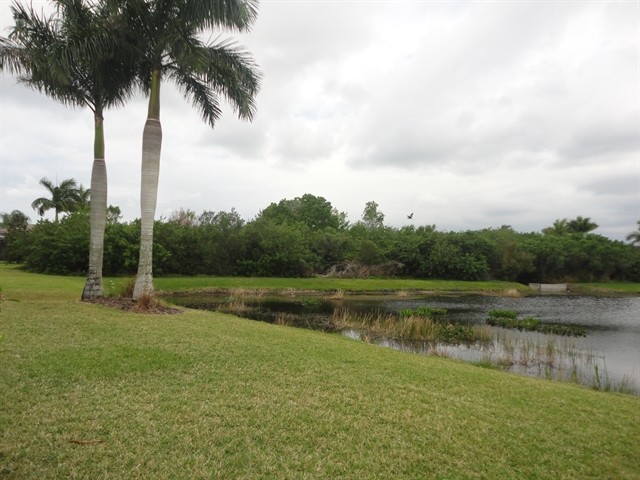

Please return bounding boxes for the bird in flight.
[407,213,414,219]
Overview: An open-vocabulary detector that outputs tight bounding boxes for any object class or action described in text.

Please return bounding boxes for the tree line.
[3,194,639,283]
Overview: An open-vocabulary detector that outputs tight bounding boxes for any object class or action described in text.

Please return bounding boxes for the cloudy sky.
[1,0,638,240]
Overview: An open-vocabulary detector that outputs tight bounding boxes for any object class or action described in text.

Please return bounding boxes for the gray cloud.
[1,1,638,240]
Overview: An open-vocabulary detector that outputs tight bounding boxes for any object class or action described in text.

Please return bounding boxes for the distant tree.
[72,185,91,212]
[627,221,640,247]
[543,216,598,236]
[199,209,245,230]
[259,194,347,230]
[361,201,385,229]
[168,208,198,227]
[31,177,85,222]
[567,216,598,235]
[1,210,30,231]
[543,219,569,235]
[106,205,122,225]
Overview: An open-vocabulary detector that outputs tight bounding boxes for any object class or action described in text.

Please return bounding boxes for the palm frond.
[168,66,222,126]
[201,38,261,120]
[184,0,259,32]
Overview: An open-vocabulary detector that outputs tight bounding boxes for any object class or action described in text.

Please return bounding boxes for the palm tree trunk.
[82,112,107,299]
[133,69,162,300]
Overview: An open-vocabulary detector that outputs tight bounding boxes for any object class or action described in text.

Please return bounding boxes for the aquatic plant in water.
[332,308,481,344]
[487,310,586,336]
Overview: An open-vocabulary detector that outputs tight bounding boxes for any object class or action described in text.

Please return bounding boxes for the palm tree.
[542,219,569,235]
[31,177,84,222]
[125,0,261,299]
[626,221,640,247]
[71,184,92,212]
[567,216,598,235]
[1,0,137,299]
[543,217,598,236]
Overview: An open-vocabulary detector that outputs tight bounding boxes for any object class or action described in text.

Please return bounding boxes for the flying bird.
[407,213,414,219]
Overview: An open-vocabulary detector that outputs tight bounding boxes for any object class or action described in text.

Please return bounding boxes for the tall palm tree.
[125,0,261,299]
[31,177,83,222]
[1,0,137,299]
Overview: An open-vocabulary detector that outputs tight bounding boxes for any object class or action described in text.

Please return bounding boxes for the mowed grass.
[150,276,638,296]
[151,275,531,295]
[1,265,639,479]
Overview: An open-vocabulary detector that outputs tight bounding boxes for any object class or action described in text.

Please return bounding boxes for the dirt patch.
[84,297,183,315]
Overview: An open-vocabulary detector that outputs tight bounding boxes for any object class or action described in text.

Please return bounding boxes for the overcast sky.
[1,0,638,240]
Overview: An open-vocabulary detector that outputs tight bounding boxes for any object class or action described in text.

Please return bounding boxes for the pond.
[168,291,640,394]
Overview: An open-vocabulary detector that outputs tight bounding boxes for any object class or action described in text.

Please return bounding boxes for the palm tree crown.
[31,177,88,222]
[626,221,640,247]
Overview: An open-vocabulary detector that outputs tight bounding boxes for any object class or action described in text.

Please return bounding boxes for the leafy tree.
[198,209,244,229]
[1,210,30,231]
[30,177,86,222]
[1,0,137,298]
[194,209,244,274]
[0,210,31,261]
[259,194,347,230]
[126,0,261,299]
[361,200,385,229]
[168,208,198,227]
[106,205,123,224]
[22,212,90,274]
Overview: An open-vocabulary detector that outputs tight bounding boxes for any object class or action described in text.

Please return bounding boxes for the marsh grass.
[332,308,488,344]
[469,329,636,393]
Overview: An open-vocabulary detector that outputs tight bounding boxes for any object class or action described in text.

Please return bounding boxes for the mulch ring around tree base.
[84,297,183,315]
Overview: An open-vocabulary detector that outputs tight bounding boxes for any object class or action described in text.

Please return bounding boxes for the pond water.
[169,292,640,394]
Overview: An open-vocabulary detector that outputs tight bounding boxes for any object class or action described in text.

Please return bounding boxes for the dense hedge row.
[2,197,639,282]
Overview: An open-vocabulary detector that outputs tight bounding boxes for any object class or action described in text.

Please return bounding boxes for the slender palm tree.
[1,0,137,299]
[31,177,82,222]
[626,221,640,247]
[125,0,261,299]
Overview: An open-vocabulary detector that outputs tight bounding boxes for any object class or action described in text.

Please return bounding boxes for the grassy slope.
[1,265,639,479]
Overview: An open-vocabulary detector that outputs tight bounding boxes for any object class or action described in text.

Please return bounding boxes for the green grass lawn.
[150,275,638,296]
[151,275,531,295]
[1,265,639,479]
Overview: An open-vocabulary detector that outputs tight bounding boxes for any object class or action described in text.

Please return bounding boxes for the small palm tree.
[567,216,598,235]
[1,0,137,299]
[124,0,261,299]
[626,221,640,247]
[72,185,92,212]
[542,219,569,235]
[31,177,83,222]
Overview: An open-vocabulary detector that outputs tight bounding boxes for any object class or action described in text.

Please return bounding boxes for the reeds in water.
[332,308,487,344]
